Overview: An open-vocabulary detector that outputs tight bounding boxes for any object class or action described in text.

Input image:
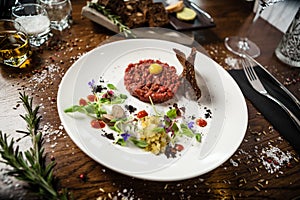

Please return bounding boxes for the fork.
[244,53,300,110]
[241,58,300,129]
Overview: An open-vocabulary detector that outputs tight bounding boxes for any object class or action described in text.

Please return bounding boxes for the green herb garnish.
[166,108,177,119]
[64,83,127,119]
[129,138,148,148]
[180,124,194,138]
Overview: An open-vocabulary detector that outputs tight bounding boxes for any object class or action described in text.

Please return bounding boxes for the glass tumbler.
[38,0,72,31]
[0,19,32,68]
[275,8,300,67]
[12,3,51,47]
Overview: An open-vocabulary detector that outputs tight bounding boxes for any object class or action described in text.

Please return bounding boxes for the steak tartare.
[124,59,181,103]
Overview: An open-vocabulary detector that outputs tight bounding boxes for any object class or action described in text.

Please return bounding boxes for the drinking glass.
[0,19,32,68]
[38,0,72,31]
[12,3,51,47]
[224,0,285,58]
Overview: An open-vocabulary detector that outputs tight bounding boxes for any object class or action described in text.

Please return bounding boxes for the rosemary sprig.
[88,2,135,38]
[0,92,70,200]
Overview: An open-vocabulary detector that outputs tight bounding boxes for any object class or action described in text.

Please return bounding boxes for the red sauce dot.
[175,144,184,151]
[196,118,207,127]
[79,98,87,106]
[136,110,148,118]
[91,119,106,129]
[87,94,96,102]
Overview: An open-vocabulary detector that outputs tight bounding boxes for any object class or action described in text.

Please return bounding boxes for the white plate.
[57,39,248,181]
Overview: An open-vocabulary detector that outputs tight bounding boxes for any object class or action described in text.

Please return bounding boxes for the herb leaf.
[166,109,177,119]
[129,138,148,148]
[116,138,126,146]
[195,133,202,142]
[180,124,194,137]
[107,83,117,90]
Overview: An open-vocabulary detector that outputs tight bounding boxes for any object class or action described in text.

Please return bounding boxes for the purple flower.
[188,121,194,129]
[121,132,131,141]
[88,79,95,88]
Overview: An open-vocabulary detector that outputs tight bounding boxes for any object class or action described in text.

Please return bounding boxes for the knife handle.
[265,93,300,131]
[188,1,214,22]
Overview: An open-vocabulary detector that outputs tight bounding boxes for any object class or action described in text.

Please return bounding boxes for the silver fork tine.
[241,59,266,93]
[240,58,300,130]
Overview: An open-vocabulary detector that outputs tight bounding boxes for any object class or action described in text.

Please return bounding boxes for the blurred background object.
[275,8,300,67]
[0,0,17,19]
[0,19,32,68]
[254,0,300,32]
[37,0,72,31]
[0,0,37,19]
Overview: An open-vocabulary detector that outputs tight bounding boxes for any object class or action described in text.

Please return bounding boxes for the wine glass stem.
[244,3,264,38]
[253,4,265,22]
[238,38,250,51]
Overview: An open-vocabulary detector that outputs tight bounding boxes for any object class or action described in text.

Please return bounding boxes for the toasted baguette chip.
[165,1,184,13]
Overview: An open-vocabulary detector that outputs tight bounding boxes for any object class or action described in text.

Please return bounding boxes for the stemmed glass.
[224,0,285,58]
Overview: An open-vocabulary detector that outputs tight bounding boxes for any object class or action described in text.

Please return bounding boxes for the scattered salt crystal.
[198,178,204,182]
[230,158,239,167]
[225,57,239,69]
[260,146,292,174]
[50,142,57,148]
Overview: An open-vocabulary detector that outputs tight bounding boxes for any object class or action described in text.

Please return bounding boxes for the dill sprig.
[0,92,70,200]
[88,2,135,38]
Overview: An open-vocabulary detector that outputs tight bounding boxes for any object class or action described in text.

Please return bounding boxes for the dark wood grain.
[0,0,299,199]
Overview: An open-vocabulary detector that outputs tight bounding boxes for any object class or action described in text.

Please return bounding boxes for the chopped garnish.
[65,67,207,157]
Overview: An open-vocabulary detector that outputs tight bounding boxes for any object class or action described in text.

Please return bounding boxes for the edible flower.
[188,121,194,129]
[121,132,131,141]
[102,90,114,99]
[88,79,95,89]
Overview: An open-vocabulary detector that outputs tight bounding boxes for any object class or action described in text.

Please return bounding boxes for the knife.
[184,0,214,23]
[245,54,300,110]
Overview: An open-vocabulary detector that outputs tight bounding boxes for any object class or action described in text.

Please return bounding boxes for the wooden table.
[1,0,299,199]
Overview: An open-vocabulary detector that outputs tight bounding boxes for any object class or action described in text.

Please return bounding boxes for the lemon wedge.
[176,7,197,21]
